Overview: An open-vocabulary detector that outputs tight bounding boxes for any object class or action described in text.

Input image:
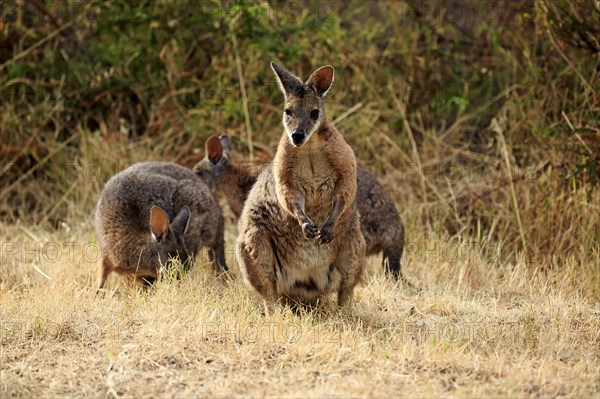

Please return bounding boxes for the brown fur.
[236,62,365,311]
[195,135,406,280]
[95,162,226,289]
[193,136,267,219]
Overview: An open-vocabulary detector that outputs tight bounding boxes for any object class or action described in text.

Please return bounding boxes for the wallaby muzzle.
[291,129,306,146]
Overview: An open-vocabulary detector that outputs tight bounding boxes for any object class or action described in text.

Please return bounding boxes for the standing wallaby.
[95,161,227,289]
[236,62,366,312]
[195,135,406,280]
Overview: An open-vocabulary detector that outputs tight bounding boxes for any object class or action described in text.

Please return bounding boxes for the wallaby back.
[355,167,405,278]
[236,62,365,311]
[196,135,406,280]
[95,161,226,289]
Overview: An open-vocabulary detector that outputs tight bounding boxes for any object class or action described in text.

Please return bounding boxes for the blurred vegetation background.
[0,0,598,289]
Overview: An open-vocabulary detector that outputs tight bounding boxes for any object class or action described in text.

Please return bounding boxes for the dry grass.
[1,216,599,398]
[1,1,599,397]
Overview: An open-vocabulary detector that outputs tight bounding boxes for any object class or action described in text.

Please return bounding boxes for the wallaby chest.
[293,148,335,209]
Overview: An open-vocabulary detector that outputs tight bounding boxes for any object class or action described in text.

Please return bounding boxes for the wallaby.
[95,161,227,289]
[194,135,268,219]
[236,62,366,312]
[195,135,406,280]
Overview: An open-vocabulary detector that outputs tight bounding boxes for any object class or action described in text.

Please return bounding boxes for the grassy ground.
[1,213,599,398]
[1,1,599,397]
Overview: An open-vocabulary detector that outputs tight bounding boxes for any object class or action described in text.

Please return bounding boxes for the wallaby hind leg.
[335,226,365,307]
[383,222,406,281]
[383,252,402,280]
[236,233,278,309]
[210,236,228,275]
[338,254,364,307]
[384,249,415,285]
[97,256,113,291]
[208,220,228,275]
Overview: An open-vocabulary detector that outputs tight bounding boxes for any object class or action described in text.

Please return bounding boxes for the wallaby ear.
[271,61,303,97]
[205,135,223,165]
[150,206,170,241]
[306,65,335,97]
[219,135,232,152]
[171,207,191,236]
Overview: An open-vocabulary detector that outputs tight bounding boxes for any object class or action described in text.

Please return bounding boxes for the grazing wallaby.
[195,135,406,280]
[236,62,366,312]
[95,161,227,289]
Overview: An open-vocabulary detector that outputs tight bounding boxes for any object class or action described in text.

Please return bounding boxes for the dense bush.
[0,0,598,274]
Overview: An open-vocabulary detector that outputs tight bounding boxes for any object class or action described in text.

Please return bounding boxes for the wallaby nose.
[291,130,306,146]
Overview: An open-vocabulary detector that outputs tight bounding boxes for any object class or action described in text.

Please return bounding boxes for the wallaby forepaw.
[317,225,333,244]
[302,222,319,239]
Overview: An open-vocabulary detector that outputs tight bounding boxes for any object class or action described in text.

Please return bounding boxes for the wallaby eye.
[284,108,292,116]
[310,109,319,120]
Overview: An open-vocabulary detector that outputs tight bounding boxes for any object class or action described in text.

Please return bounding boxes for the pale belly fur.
[274,238,342,303]
[265,148,343,303]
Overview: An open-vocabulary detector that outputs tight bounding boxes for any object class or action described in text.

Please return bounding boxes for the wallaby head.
[271,61,334,147]
[193,135,267,219]
[194,135,232,189]
[148,205,193,270]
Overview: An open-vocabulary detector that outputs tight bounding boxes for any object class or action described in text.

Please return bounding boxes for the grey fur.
[95,161,226,289]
